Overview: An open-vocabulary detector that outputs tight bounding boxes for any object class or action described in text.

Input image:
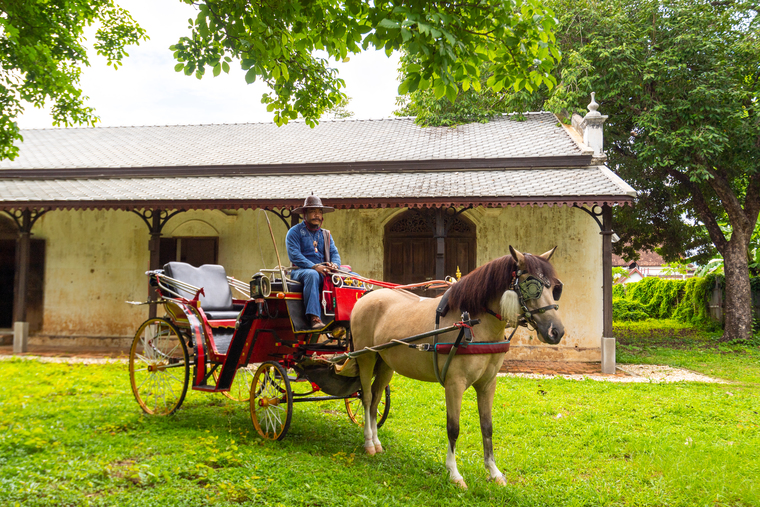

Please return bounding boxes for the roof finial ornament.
[578,91,608,162]
[587,92,601,117]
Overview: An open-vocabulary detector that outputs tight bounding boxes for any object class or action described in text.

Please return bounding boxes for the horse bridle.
[485,270,561,327]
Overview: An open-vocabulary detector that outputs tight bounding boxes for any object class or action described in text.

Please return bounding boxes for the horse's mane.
[446,254,560,315]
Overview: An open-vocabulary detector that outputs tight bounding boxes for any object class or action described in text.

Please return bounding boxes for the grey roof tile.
[0,167,636,209]
[1,113,585,170]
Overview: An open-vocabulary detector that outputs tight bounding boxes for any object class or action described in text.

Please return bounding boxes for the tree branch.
[667,168,728,252]
[706,165,752,233]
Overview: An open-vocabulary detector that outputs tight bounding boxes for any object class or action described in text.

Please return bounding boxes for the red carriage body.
[128,261,389,440]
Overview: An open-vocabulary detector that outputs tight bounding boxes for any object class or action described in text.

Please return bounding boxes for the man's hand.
[313,264,331,275]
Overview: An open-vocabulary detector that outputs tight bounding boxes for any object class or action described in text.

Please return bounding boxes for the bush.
[612,284,627,299]
[612,297,650,321]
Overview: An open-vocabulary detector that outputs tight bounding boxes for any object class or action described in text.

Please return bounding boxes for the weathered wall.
[30,210,148,341]
[466,206,602,361]
[26,206,603,360]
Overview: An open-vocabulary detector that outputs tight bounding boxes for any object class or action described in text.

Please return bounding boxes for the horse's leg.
[357,353,378,455]
[445,381,468,489]
[369,359,394,453]
[475,378,507,485]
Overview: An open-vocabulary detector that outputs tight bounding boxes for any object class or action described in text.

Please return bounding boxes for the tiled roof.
[0,166,636,210]
[0,113,588,172]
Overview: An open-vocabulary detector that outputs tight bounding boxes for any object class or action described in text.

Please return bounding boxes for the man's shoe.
[310,315,325,329]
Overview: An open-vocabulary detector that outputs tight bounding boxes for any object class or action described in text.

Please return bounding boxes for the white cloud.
[16,0,400,129]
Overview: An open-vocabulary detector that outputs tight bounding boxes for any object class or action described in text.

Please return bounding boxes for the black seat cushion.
[205,310,242,320]
[163,262,234,312]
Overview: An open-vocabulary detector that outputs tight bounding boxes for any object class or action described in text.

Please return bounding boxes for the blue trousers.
[290,268,323,317]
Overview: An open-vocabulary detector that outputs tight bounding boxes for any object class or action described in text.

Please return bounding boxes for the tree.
[549,0,760,341]
[399,0,760,341]
[0,0,148,160]
[171,0,560,127]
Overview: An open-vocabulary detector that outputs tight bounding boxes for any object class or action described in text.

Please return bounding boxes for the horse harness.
[427,271,562,386]
[507,269,562,325]
[330,270,562,387]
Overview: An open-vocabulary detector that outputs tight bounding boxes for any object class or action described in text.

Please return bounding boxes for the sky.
[16,0,401,130]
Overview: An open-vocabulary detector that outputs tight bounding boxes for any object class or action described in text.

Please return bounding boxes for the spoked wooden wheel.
[129,318,190,415]
[250,361,293,440]
[345,385,391,428]
[213,366,255,402]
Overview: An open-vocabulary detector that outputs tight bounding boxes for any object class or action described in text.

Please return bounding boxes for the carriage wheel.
[345,385,391,428]
[250,361,293,441]
[129,318,190,416]
[213,366,255,402]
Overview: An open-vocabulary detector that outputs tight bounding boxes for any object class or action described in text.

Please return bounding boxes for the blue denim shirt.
[285,221,341,269]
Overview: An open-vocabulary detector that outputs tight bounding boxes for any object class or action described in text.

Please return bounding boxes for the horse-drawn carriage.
[128,240,566,488]
[128,261,390,440]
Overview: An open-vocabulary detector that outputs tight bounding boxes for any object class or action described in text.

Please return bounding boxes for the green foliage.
[0,0,148,160]
[612,296,649,321]
[671,276,717,324]
[323,95,355,120]
[172,0,560,127]
[614,275,722,326]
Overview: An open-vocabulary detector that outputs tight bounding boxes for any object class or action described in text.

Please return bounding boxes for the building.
[613,250,696,284]
[0,102,635,366]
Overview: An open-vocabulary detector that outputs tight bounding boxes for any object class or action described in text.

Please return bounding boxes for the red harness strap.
[434,342,511,355]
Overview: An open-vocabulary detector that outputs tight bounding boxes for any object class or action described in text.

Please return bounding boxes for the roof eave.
[0,195,635,212]
[0,155,594,180]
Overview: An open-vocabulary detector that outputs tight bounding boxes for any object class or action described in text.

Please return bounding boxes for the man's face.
[304,208,323,228]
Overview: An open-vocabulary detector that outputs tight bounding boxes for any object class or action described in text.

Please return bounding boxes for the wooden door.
[0,240,14,328]
[0,239,45,331]
[384,209,476,294]
[385,237,436,286]
[159,237,218,267]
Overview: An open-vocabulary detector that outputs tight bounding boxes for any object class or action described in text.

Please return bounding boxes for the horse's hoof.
[489,474,507,486]
[364,445,376,456]
[374,444,384,454]
[452,478,468,490]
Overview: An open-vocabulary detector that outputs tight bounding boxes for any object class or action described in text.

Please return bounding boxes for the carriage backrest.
[163,262,234,311]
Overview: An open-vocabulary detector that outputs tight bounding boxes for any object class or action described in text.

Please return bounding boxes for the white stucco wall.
[25,205,603,360]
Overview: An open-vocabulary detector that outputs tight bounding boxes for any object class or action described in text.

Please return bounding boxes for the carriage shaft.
[328,321,479,363]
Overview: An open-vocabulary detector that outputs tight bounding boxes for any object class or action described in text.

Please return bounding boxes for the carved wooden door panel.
[385,237,436,286]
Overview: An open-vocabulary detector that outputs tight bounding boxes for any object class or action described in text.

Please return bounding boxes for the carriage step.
[193,385,217,392]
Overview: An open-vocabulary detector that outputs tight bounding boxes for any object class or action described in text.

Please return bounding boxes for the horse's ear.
[539,246,557,262]
[509,245,526,269]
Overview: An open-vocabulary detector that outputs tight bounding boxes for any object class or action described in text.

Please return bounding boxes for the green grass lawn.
[1,323,759,507]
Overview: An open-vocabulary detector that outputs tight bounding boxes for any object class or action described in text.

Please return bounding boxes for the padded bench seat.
[163,262,241,321]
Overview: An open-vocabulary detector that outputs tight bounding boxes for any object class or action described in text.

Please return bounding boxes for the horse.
[350,246,565,489]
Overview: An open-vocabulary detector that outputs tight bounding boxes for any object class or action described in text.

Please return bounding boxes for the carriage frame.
[128,261,390,441]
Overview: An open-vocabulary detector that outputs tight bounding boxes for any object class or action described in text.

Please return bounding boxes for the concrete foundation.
[13,321,29,354]
[601,336,616,374]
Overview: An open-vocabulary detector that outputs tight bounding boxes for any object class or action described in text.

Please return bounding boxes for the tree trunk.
[722,240,753,341]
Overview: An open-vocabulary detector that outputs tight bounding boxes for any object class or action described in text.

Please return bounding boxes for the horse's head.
[506,246,565,345]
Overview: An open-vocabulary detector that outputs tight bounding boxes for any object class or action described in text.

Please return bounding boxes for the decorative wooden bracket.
[268,207,295,230]
[131,209,184,234]
[3,209,48,233]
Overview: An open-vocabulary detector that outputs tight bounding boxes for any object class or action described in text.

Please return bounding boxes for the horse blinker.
[552,282,563,301]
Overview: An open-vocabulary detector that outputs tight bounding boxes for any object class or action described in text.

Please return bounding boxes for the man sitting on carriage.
[286,195,342,329]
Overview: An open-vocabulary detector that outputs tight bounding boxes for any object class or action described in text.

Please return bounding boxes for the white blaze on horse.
[350,246,565,489]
